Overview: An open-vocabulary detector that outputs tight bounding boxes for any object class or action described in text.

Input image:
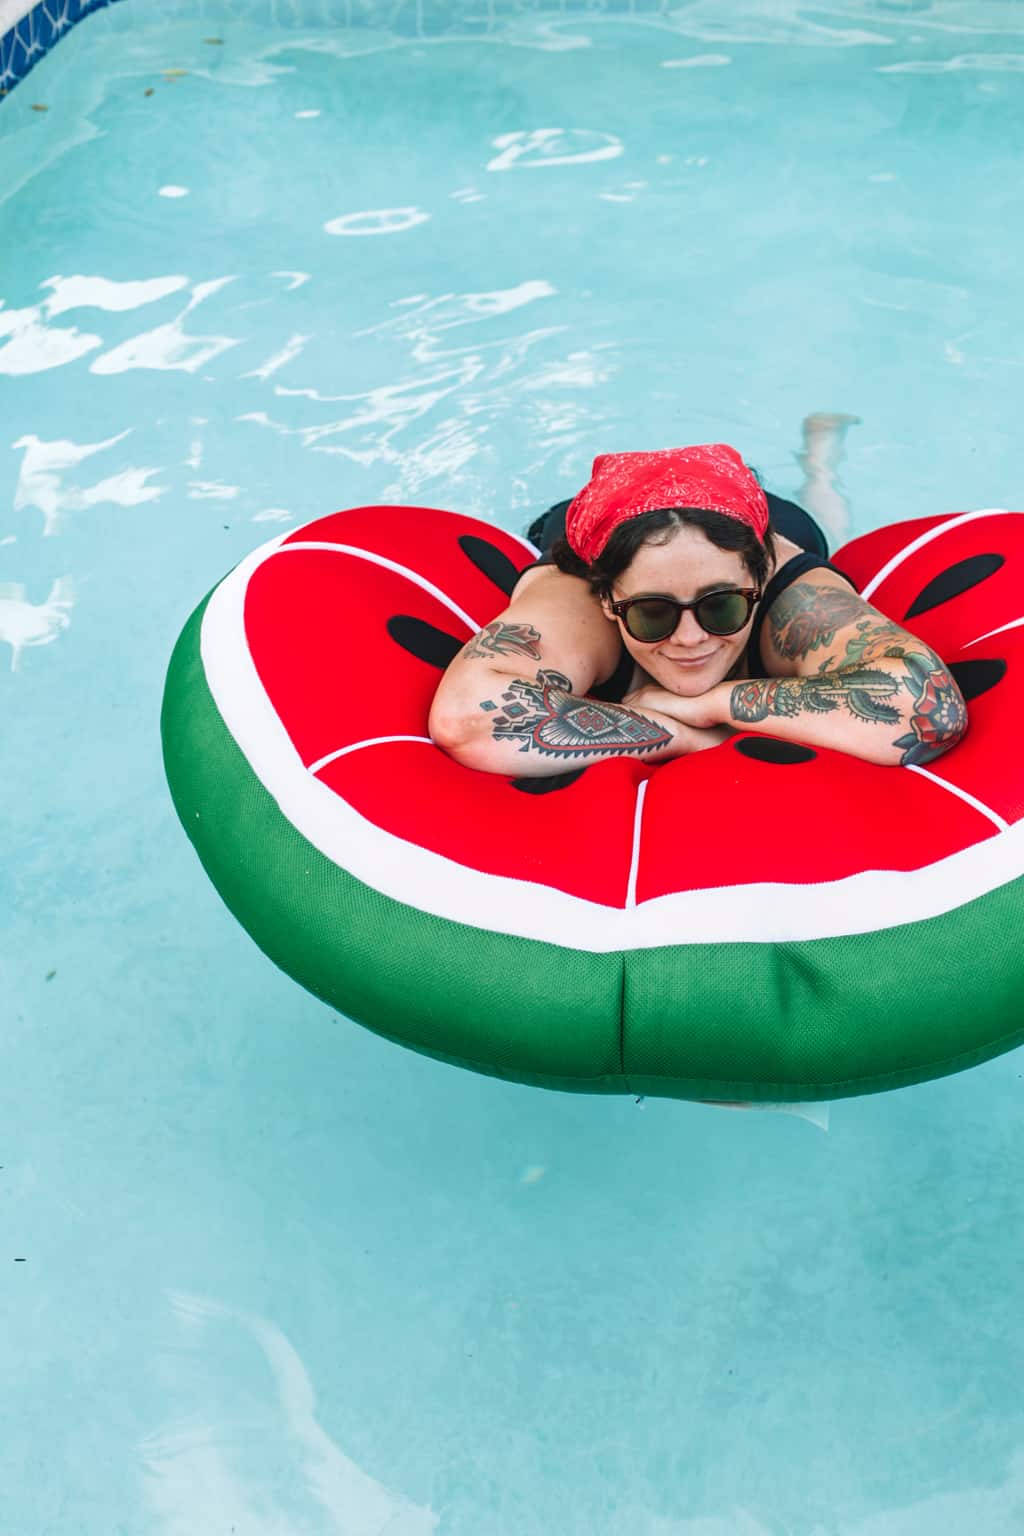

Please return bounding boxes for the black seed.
[734,738,816,765]
[904,554,1004,620]
[387,615,464,669]
[511,769,587,794]
[459,535,521,597]
[948,657,1006,702]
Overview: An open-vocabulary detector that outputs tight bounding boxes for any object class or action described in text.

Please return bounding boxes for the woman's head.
[552,508,776,695]
[549,444,776,694]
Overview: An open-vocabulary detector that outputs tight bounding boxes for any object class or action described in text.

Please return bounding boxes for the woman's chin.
[655,654,729,695]
[654,648,733,691]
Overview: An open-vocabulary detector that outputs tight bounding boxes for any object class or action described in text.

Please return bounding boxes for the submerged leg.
[795,410,861,546]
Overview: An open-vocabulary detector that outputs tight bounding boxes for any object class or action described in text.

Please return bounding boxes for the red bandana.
[564,443,769,565]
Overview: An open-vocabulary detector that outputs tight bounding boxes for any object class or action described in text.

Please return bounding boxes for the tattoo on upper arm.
[768,582,866,661]
[827,616,933,672]
[462,621,542,662]
[479,669,671,759]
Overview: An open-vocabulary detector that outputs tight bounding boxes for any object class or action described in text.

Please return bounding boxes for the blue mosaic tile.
[11,18,31,79]
[0,29,13,98]
[35,4,55,51]
[0,0,122,99]
[43,2,75,44]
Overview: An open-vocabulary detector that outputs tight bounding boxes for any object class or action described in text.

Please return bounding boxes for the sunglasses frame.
[608,587,762,643]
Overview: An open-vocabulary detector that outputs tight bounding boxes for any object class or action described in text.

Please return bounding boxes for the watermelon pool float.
[161,503,1024,1103]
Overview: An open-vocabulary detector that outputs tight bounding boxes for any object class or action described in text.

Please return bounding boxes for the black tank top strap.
[745,552,859,678]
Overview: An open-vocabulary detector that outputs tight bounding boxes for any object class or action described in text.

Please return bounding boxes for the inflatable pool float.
[161,502,1024,1103]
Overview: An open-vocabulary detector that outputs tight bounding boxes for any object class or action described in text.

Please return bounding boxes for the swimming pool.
[3,2,1024,1531]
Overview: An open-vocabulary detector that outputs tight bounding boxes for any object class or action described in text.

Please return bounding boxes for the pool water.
[3,3,1024,1531]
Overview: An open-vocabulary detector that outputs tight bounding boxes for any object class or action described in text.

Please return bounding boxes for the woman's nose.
[673,606,707,644]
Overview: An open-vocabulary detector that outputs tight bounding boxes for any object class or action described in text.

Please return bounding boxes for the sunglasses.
[608,587,761,643]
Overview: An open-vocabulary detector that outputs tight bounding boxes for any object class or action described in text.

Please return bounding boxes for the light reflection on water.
[145,1291,440,1534]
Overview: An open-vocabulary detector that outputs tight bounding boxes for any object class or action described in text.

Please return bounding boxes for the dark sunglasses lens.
[624,599,680,642]
[695,591,752,635]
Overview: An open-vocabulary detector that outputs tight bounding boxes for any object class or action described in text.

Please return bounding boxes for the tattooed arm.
[433,643,731,777]
[641,574,968,767]
[429,571,732,775]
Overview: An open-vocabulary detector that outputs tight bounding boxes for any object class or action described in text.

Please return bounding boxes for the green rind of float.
[161,595,627,1096]
[623,904,1024,1098]
[162,593,1024,1103]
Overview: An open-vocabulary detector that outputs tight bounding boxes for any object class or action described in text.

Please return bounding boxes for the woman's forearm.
[431,668,727,777]
[717,647,968,767]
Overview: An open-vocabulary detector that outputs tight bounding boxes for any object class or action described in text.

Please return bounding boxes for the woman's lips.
[667,654,715,667]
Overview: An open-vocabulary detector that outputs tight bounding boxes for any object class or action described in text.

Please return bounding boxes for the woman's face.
[602,524,760,695]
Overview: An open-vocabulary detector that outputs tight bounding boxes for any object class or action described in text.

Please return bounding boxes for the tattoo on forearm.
[463,621,542,662]
[769,583,867,660]
[479,669,672,759]
[732,610,968,765]
[731,670,903,726]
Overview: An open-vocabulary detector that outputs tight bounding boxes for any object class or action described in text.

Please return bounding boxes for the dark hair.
[551,506,777,598]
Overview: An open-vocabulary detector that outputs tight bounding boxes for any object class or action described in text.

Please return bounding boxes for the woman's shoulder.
[765,531,805,578]
[457,561,623,691]
[757,541,863,676]
[763,535,857,603]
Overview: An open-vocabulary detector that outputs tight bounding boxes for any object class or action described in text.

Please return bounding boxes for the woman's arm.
[429,569,732,776]
[626,575,968,768]
[432,658,733,776]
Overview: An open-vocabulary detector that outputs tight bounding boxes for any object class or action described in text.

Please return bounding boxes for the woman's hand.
[623,684,736,751]
[622,683,731,735]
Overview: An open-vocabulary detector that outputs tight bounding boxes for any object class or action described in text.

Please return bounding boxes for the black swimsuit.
[520,492,859,703]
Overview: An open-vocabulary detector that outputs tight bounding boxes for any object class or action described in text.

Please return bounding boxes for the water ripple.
[0,576,74,671]
[487,128,624,171]
[235,276,617,508]
[879,51,1024,72]
[324,208,432,237]
[144,1290,438,1536]
[13,430,164,537]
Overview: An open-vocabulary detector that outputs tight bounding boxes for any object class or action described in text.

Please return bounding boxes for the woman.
[429,443,968,776]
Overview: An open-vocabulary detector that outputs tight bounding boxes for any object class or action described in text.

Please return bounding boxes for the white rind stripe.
[309,735,434,775]
[962,614,1024,650]
[200,529,1024,952]
[625,778,649,910]
[860,508,1013,601]
[905,765,1009,832]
